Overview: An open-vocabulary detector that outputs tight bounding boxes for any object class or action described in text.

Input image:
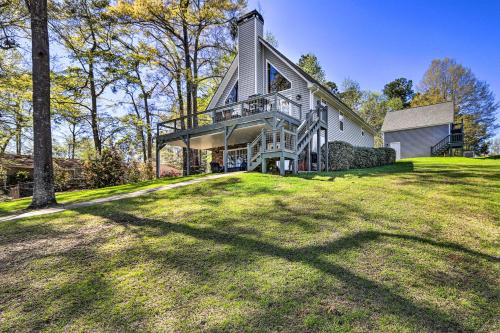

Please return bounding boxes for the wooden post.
[224,126,228,173]
[280,153,285,176]
[246,143,251,170]
[272,130,277,151]
[280,126,285,151]
[307,141,311,172]
[316,128,321,171]
[261,128,266,173]
[293,157,298,175]
[156,124,160,178]
[186,134,191,176]
[325,128,329,172]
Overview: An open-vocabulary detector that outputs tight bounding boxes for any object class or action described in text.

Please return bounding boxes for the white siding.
[313,95,373,147]
[238,17,262,100]
[215,68,238,107]
[262,47,310,119]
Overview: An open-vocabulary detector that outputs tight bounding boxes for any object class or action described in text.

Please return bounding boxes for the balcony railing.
[158,92,302,136]
[248,127,297,163]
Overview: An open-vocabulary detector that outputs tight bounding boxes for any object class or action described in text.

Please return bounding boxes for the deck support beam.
[184,134,191,176]
[223,124,238,173]
[325,128,329,172]
[223,126,228,173]
[280,154,285,176]
[307,141,312,172]
[156,124,160,178]
[316,128,321,172]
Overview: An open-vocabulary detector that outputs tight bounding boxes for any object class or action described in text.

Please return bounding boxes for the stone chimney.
[237,10,264,100]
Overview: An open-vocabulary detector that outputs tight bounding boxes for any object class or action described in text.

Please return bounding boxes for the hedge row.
[322,141,396,171]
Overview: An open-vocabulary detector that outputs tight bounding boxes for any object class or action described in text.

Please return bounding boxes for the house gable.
[207,57,238,109]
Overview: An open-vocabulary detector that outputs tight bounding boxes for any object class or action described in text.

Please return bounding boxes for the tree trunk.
[88,59,102,154]
[192,32,200,128]
[130,93,147,163]
[15,102,22,155]
[70,123,76,159]
[140,86,153,162]
[28,0,56,208]
[181,2,193,129]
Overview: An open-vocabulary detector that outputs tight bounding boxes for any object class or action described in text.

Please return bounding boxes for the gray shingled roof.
[381,102,454,132]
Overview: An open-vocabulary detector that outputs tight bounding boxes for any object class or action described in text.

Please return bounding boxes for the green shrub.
[53,163,73,191]
[83,148,125,188]
[352,147,375,168]
[351,146,396,169]
[322,141,354,171]
[15,171,31,182]
[376,147,396,165]
[125,160,155,183]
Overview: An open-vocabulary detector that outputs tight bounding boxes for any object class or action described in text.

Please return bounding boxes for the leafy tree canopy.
[383,77,414,107]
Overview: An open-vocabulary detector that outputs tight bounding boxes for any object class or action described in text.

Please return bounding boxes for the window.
[339,112,344,131]
[267,62,291,93]
[227,148,247,168]
[361,129,364,136]
[225,81,238,104]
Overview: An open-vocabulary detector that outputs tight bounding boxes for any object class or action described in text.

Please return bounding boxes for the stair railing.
[431,135,451,155]
[431,132,464,156]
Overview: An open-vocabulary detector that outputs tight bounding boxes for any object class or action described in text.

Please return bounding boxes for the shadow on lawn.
[295,161,414,181]
[85,207,497,332]
[3,169,498,331]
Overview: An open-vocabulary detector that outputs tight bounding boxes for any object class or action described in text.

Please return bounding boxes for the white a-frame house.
[157,10,375,176]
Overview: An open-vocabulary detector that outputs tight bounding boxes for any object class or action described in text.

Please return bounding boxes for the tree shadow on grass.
[86,208,499,332]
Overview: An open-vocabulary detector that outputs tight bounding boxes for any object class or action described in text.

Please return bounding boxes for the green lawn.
[0,157,498,332]
[0,174,204,216]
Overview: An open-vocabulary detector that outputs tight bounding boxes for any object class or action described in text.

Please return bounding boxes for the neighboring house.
[0,154,83,184]
[381,102,464,159]
[156,10,375,175]
[0,154,84,198]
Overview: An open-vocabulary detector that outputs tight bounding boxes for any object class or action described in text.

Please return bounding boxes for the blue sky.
[248,0,500,137]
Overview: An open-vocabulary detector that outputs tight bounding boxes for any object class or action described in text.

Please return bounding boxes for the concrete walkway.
[0,172,242,223]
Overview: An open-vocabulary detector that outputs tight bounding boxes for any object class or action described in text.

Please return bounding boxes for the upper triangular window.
[225,81,238,104]
[267,63,291,93]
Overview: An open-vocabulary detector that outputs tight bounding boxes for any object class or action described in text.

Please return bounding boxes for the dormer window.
[225,81,238,104]
[267,62,291,93]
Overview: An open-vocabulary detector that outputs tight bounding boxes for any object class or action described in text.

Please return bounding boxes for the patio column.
[247,143,251,171]
[325,128,329,172]
[156,124,160,178]
[307,141,312,172]
[316,128,321,172]
[186,134,191,176]
[260,128,266,173]
[224,126,228,173]
[280,126,285,176]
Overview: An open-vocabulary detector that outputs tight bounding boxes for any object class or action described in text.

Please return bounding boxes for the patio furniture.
[210,162,222,173]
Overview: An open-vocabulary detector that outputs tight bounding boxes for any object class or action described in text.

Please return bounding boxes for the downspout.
[308,83,319,111]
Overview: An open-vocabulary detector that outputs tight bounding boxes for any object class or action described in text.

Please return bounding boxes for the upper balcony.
[157,92,303,141]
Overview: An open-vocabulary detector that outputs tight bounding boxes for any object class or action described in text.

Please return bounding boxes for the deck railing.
[158,92,302,136]
[431,133,464,155]
[248,127,297,163]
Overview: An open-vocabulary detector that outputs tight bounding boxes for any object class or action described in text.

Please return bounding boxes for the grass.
[0,157,498,332]
[0,174,204,216]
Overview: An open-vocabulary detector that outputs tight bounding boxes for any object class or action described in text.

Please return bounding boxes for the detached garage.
[381,102,463,159]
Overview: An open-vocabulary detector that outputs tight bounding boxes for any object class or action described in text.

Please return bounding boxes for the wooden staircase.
[431,123,464,156]
[247,107,325,174]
